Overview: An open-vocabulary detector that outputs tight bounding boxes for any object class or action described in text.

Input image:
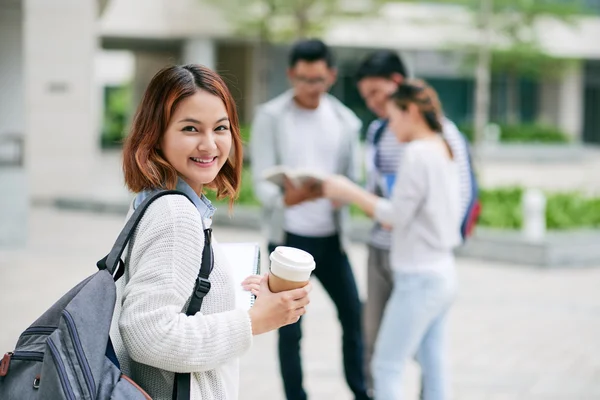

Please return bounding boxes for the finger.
[241,276,261,286]
[260,273,272,293]
[290,307,305,323]
[242,284,261,293]
[287,284,312,300]
[293,295,311,308]
[243,276,262,285]
[289,311,303,324]
[295,306,307,317]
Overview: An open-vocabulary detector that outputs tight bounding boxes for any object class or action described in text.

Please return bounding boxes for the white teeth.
[191,157,215,163]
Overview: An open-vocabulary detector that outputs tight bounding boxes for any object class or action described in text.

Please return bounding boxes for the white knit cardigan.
[109,194,253,399]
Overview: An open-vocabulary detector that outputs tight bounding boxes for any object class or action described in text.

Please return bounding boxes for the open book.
[220,243,261,310]
[262,166,325,188]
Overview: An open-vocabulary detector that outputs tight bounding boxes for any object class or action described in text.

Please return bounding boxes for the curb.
[53,197,374,243]
[52,197,600,268]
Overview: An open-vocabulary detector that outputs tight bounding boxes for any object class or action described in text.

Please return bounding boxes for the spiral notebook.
[220,242,261,310]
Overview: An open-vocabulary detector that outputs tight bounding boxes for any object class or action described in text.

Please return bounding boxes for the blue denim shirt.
[133,179,216,228]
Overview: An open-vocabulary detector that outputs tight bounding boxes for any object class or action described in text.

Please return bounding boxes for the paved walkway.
[1,207,600,399]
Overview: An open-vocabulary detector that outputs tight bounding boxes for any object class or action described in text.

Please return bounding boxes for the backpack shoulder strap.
[371,119,388,147]
[96,190,193,279]
[173,226,214,400]
[184,227,213,316]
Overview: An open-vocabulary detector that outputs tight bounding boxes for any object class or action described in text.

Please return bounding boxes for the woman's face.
[160,89,232,194]
[386,100,415,143]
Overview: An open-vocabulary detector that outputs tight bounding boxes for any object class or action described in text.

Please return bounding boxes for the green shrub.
[459,123,570,144]
[478,187,600,230]
[240,124,251,144]
[478,187,523,229]
[501,124,570,143]
[204,168,259,206]
[100,85,132,148]
[546,193,600,229]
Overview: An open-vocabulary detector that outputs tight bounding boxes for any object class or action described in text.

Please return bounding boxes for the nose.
[198,130,218,152]
[367,98,380,114]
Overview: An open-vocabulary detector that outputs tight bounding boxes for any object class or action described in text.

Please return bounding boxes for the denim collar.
[133,179,216,226]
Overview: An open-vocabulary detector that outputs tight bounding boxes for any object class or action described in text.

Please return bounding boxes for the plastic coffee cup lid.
[270,246,315,271]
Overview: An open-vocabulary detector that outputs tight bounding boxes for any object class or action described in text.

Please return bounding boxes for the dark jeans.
[270,233,370,400]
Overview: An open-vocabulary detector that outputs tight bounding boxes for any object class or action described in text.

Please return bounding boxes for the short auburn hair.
[122,64,243,208]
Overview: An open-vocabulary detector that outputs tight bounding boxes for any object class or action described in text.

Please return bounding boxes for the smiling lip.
[190,156,217,168]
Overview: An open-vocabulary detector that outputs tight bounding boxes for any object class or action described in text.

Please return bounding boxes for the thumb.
[260,272,271,291]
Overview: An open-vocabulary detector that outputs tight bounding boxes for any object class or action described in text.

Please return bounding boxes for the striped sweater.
[365,117,473,250]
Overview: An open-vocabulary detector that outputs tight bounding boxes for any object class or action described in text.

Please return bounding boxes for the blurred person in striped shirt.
[355,50,474,396]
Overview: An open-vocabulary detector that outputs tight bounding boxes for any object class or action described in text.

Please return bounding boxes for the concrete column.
[537,79,560,127]
[557,61,584,141]
[217,43,255,122]
[0,0,27,248]
[24,0,99,200]
[0,0,25,136]
[131,51,180,114]
[183,38,215,69]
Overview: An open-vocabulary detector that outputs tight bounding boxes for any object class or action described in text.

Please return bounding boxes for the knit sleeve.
[118,196,252,373]
[374,144,427,230]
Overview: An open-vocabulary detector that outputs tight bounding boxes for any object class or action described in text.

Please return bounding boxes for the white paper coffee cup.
[268,246,315,292]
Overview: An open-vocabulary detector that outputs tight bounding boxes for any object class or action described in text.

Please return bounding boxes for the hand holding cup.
[248,274,312,335]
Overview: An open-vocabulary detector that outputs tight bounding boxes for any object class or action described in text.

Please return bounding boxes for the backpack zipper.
[11,351,44,362]
[20,327,56,337]
[47,338,76,400]
[1,351,44,377]
[62,310,96,397]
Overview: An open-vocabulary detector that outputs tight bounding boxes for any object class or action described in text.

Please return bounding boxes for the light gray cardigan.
[249,90,362,247]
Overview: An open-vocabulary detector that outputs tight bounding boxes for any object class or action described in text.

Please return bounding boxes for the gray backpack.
[0,190,214,400]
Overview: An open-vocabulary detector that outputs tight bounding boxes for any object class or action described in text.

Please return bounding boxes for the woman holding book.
[110,64,311,400]
[323,79,461,400]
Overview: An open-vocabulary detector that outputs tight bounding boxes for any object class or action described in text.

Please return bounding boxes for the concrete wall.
[183,38,215,69]
[131,50,181,111]
[0,0,24,136]
[217,43,255,123]
[557,62,585,139]
[0,0,26,248]
[537,62,585,140]
[24,0,99,200]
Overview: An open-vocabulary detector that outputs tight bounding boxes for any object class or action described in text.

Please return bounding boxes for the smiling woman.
[122,64,243,207]
[111,64,313,400]
[160,91,234,196]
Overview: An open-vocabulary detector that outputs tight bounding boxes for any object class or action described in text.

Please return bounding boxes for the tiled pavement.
[1,207,599,399]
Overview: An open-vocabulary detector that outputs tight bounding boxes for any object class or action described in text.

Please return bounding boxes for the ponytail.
[390,79,444,133]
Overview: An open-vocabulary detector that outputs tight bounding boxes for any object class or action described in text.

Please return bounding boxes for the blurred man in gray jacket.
[250,39,370,400]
